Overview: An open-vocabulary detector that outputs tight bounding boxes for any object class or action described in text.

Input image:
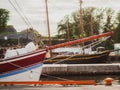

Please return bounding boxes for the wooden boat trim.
[46,51,110,62]
[0,80,96,85]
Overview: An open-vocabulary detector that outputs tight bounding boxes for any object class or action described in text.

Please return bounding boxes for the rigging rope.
[42,73,74,81]
[45,36,111,64]
[14,0,33,28]
[8,0,33,28]
[83,36,111,49]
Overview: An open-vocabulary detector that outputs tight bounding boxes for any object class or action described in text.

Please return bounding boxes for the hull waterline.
[0,49,46,81]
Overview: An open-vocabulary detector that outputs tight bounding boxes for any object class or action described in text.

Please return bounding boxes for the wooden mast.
[45,0,52,57]
[90,9,94,46]
[79,0,84,54]
[66,21,70,41]
[79,0,84,38]
[90,10,93,36]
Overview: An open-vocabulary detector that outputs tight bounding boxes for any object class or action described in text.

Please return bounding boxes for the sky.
[0,0,120,36]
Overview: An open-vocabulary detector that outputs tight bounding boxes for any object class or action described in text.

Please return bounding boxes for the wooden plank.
[0,80,96,85]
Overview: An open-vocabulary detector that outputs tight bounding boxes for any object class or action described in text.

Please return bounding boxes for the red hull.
[0,49,46,75]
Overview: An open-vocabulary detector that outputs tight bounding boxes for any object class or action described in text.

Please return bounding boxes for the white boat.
[0,42,46,81]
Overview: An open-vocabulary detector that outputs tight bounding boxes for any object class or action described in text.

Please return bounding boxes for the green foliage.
[114,12,120,43]
[57,7,115,50]
[0,8,9,27]
[103,8,114,33]
[101,8,115,49]
[57,7,115,40]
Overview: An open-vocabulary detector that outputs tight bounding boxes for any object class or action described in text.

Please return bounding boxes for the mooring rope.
[41,73,74,81]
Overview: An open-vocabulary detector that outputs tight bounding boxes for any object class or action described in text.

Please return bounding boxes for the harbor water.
[41,72,120,85]
[1,57,120,89]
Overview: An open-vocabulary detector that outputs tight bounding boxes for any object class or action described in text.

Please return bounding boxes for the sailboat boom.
[47,31,114,50]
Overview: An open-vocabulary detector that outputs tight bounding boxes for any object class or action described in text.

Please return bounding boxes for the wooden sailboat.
[44,0,113,64]
[0,32,113,82]
[44,31,114,64]
[44,50,110,64]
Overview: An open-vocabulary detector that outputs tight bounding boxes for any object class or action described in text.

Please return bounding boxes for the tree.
[103,8,114,33]
[21,28,44,47]
[101,8,115,49]
[114,12,120,43]
[82,7,102,36]
[57,15,73,40]
[57,7,115,49]
[57,7,106,40]
[0,8,9,27]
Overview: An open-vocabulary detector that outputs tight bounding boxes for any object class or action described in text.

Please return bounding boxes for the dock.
[1,85,120,90]
[108,55,120,63]
[0,63,120,89]
[42,63,120,75]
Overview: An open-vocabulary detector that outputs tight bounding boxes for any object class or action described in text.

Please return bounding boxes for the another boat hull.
[44,51,110,64]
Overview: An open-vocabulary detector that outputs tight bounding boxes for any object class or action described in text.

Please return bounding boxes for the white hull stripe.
[0,63,43,78]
